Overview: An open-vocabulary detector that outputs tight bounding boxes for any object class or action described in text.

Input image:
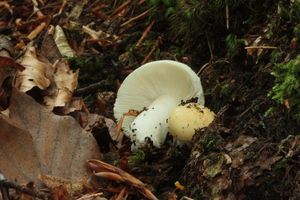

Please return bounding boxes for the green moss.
[164,0,272,49]
[68,56,116,88]
[268,55,300,122]
[128,149,146,166]
[272,158,287,172]
[199,134,218,151]
[225,34,245,62]
[270,50,284,64]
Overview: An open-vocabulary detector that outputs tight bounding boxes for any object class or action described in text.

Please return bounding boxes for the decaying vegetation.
[0,0,300,199]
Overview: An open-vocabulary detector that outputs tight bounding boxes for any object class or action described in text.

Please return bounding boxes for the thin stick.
[135,21,155,47]
[1,180,47,199]
[121,8,152,27]
[115,187,127,200]
[197,59,229,75]
[142,36,161,64]
[112,0,131,17]
[27,22,47,40]
[138,0,145,5]
[245,46,277,49]
[76,192,104,200]
[0,186,10,200]
[74,80,107,96]
[225,3,229,30]
[53,0,67,17]
[87,160,159,200]
[205,32,214,61]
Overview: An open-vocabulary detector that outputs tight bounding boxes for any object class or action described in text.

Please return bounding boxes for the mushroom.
[168,103,215,143]
[114,60,204,149]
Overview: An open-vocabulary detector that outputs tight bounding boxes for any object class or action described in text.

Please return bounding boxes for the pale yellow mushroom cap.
[168,103,215,142]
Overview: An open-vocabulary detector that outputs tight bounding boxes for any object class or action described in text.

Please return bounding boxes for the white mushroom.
[168,103,215,143]
[114,60,204,149]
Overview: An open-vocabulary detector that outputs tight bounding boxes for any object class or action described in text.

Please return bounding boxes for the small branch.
[197,59,229,75]
[74,80,107,96]
[27,22,47,40]
[141,36,161,64]
[0,180,48,199]
[225,3,229,30]
[135,21,155,47]
[120,8,152,28]
[53,0,67,17]
[76,192,104,200]
[205,32,214,61]
[0,186,10,200]
[245,46,277,50]
[111,0,131,18]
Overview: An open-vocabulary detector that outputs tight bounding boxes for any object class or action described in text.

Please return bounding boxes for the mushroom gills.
[130,95,178,149]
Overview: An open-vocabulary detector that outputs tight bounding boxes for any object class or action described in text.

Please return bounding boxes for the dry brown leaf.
[15,46,52,92]
[55,97,87,116]
[0,116,41,183]
[0,35,14,57]
[40,31,63,63]
[44,60,78,109]
[53,25,75,58]
[15,46,79,111]
[0,56,25,72]
[85,114,116,139]
[40,175,86,196]
[50,184,69,200]
[0,89,101,186]
[87,159,159,200]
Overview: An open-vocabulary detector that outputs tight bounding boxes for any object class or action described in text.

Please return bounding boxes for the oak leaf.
[0,89,101,186]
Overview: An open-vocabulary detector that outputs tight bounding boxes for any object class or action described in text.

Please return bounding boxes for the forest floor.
[0,0,300,200]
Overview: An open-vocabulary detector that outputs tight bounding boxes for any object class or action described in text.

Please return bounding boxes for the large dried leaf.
[0,117,41,183]
[0,89,101,185]
[44,60,78,109]
[15,46,52,92]
[15,46,78,110]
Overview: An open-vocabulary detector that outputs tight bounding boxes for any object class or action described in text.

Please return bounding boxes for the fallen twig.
[27,22,47,40]
[225,3,229,30]
[115,187,127,200]
[135,21,155,47]
[76,192,104,200]
[74,80,107,96]
[120,8,153,28]
[0,2,13,14]
[87,159,159,200]
[0,173,9,200]
[142,36,161,64]
[53,0,67,17]
[111,0,131,18]
[245,46,277,49]
[0,179,48,199]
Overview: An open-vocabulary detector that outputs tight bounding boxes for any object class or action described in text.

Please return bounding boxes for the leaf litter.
[0,0,300,200]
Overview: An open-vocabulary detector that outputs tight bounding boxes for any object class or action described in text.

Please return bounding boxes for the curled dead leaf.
[40,175,86,197]
[15,46,51,92]
[87,159,159,200]
[53,25,75,58]
[0,89,101,188]
[15,46,79,111]
[44,60,78,109]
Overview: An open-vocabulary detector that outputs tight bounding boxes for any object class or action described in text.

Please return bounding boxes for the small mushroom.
[114,60,204,149]
[168,103,215,142]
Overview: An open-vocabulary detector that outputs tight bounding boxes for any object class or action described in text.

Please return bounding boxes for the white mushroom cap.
[168,103,215,142]
[114,60,204,149]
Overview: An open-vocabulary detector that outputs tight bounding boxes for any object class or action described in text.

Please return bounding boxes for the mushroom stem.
[130,95,178,148]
